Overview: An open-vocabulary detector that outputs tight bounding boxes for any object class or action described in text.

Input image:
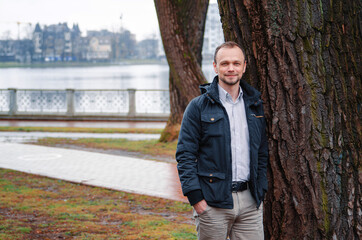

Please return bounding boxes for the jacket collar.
[199,76,261,105]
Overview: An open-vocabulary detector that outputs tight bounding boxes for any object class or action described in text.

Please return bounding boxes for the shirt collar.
[218,84,243,103]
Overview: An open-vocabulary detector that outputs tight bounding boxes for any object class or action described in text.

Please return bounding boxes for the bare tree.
[154,0,209,142]
[217,0,361,239]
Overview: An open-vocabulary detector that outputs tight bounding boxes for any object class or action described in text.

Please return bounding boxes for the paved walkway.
[0,143,187,203]
[0,120,166,129]
[0,132,160,143]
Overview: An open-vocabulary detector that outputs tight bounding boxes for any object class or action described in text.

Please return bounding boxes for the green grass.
[0,126,163,134]
[33,137,177,160]
[2,184,19,193]
[172,231,198,240]
[17,227,32,234]
[0,168,195,239]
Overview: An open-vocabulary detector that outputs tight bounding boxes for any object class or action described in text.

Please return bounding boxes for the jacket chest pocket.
[201,113,224,137]
[247,113,264,145]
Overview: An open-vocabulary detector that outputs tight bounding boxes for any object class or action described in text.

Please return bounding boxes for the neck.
[218,81,240,102]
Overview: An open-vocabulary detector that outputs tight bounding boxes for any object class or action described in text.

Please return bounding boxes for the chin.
[221,78,240,86]
[229,81,240,86]
[227,77,240,83]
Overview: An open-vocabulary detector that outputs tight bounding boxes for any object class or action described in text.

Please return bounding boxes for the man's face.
[213,47,246,86]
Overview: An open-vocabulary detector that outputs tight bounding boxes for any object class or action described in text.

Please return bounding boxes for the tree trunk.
[218,0,361,239]
[154,0,208,142]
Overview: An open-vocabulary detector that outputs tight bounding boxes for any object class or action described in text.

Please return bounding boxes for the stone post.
[66,89,75,117]
[128,89,136,117]
[8,88,17,116]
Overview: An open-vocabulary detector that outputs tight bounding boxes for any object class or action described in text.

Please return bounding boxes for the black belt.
[231,181,248,192]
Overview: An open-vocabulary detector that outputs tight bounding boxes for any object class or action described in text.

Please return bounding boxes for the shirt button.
[209,174,213,176]
[209,179,213,183]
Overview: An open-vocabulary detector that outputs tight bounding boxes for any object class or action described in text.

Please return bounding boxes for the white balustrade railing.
[0,88,170,119]
[0,90,10,112]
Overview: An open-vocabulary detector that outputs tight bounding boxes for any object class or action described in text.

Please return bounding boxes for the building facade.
[86,30,112,62]
[32,23,82,62]
[30,24,139,62]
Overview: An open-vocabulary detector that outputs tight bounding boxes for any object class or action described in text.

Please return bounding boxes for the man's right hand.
[193,199,208,215]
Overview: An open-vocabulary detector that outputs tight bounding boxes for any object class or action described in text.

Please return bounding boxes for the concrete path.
[0,143,187,203]
[0,132,160,143]
[0,120,166,129]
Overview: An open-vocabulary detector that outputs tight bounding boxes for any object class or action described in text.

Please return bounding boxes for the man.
[176,41,268,239]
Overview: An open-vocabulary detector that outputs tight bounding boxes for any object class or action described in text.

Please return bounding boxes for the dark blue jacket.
[176,76,268,209]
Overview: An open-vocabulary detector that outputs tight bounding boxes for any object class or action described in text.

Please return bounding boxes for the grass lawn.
[32,138,177,162]
[0,125,192,239]
[0,126,163,134]
[0,168,196,239]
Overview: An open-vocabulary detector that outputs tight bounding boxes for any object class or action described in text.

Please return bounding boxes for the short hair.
[213,41,246,63]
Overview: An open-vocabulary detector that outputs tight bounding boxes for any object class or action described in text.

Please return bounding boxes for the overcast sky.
[0,0,218,41]
[0,0,161,41]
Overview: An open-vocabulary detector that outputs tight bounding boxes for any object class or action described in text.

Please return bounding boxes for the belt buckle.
[232,182,238,192]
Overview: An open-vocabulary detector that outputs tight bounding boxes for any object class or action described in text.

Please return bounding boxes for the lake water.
[0,63,216,90]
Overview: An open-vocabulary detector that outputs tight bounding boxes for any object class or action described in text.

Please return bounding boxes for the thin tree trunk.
[154,0,208,142]
[218,0,361,239]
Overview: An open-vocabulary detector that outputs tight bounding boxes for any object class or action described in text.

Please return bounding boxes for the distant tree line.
[0,23,164,63]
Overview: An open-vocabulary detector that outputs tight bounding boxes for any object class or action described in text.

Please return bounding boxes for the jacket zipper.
[251,114,264,118]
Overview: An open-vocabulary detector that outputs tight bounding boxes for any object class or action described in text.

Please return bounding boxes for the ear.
[242,61,247,73]
[213,62,218,73]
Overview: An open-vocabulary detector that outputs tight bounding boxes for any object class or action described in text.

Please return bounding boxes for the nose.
[227,64,234,71]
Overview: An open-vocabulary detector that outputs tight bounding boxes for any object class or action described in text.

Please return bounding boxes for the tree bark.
[154,0,208,142]
[218,0,361,239]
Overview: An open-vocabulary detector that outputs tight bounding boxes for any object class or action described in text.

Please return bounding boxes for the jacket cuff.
[186,190,204,206]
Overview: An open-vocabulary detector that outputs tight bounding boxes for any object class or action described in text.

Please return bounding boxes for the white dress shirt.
[218,84,250,182]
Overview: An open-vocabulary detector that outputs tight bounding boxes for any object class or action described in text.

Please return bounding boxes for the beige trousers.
[193,189,264,240]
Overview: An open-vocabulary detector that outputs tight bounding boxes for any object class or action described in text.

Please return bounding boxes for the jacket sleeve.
[257,111,269,200]
[175,99,204,205]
